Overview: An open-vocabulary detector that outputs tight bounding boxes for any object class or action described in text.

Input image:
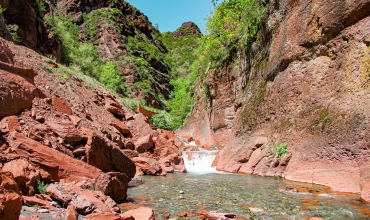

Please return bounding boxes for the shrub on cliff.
[268,142,289,158]
[99,61,126,94]
[202,0,267,66]
[44,15,101,77]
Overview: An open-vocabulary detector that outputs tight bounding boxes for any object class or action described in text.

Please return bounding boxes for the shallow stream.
[126,145,370,219]
[127,172,370,219]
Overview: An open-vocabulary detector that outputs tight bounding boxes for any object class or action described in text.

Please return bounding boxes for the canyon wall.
[178,0,370,203]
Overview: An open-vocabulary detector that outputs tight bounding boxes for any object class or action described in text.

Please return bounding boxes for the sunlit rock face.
[178,0,370,202]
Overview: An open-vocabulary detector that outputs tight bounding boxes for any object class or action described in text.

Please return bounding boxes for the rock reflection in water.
[126,173,370,219]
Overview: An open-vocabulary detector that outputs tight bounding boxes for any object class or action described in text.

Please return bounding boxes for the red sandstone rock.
[2,158,41,196]
[121,149,139,158]
[0,171,22,220]
[46,182,118,215]
[124,141,135,150]
[65,205,79,220]
[121,207,155,220]
[83,213,123,220]
[358,158,370,204]
[45,114,83,142]
[22,196,55,210]
[104,95,125,118]
[178,0,370,201]
[19,217,41,220]
[0,116,21,133]
[28,123,50,141]
[126,114,153,140]
[94,172,128,202]
[131,157,164,176]
[34,194,52,201]
[134,134,153,153]
[0,68,38,117]
[82,128,136,180]
[52,98,73,115]
[7,131,103,181]
[205,211,236,220]
[111,119,131,135]
[154,134,186,172]
[172,22,202,38]
[68,115,82,127]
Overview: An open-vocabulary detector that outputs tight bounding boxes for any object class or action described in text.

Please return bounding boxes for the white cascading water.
[182,149,219,174]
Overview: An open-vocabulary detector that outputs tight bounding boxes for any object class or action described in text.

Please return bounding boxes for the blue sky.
[124,0,217,33]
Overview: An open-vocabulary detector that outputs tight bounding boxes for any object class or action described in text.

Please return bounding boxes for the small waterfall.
[182,150,219,174]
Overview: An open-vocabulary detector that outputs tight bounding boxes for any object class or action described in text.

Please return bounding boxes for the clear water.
[126,172,370,219]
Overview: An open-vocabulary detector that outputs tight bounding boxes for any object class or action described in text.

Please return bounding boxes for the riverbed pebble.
[38,208,49,213]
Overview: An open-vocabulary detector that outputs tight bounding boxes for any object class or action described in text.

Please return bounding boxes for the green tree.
[99,61,125,94]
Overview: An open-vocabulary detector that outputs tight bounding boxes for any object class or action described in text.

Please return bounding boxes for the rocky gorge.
[0,8,185,218]
[0,0,370,219]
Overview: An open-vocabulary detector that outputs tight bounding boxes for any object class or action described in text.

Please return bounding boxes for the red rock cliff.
[178,0,370,203]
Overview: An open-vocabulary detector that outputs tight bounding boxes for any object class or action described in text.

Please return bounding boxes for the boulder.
[104,95,125,118]
[0,68,38,117]
[45,114,84,142]
[52,98,73,115]
[94,172,128,202]
[160,129,183,147]
[0,116,21,133]
[2,158,41,195]
[154,134,186,172]
[121,149,139,158]
[111,119,131,135]
[124,141,135,150]
[66,205,79,220]
[28,123,51,141]
[131,157,164,176]
[126,114,153,139]
[82,129,136,180]
[134,134,153,153]
[83,213,125,220]
[7,131,103,181]
[22,196,55,211]
[121,207,155,220]
[84,213,136,220]
[0,171,22,220]
[46,182,118,215]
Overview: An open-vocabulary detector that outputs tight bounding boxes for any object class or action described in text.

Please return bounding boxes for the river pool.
[126,172,370,219]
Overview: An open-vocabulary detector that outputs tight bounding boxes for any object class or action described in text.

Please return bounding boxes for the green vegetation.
[6,24,20,43]
[35,0,46,17]
[268,142,289,158]
[45,15,101,76]
[84,8,123,42]
[36,180,48,194]
[38,0,266,132]
[152,30,201,130]
[153,0,267,130]
[308,106,341,134]
[44,14,128,95]
[202,0,267,66]
[0,5,5,14]
[159,32,199,78]
[99,61,126,94]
